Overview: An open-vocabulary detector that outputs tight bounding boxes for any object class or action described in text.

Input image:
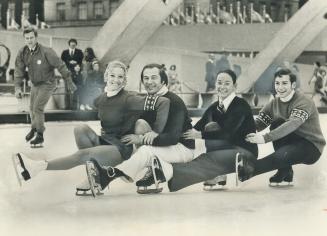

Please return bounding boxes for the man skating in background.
[238,68,325,186]
[14,27,76,147]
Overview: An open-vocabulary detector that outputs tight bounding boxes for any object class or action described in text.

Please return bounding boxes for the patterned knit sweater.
[257,91,326,153]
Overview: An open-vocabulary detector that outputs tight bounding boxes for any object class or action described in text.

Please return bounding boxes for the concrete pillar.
[91,0,183,65]
[237,0,327,93]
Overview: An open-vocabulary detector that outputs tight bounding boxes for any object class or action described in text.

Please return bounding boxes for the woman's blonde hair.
[104,60,128,79]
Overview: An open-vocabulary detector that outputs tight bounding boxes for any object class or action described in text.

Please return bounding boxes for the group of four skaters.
[13,59,325,197]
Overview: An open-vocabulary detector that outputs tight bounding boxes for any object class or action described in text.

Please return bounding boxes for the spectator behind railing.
[164,1,274,26]
[309,63,327,105]
[61,38,84,73]
[168,64,182,93]
[81,60,105,111]
[82,47,97,75]
[71,64,84,110]
[205,54,216,92]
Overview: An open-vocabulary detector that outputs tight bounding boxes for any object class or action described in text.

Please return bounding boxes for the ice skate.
[136,167,162,194]
[203,175,227,191]
[269,168,294,188]
[85,158,123,198]
[30,133,44,148]
[75,179,103,196]
[136,157,166,194]
[25,128,36,142]
[11,153,47,186]
[235,152,254,186]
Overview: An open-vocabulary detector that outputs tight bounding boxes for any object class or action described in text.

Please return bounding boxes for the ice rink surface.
[0,117,326,236]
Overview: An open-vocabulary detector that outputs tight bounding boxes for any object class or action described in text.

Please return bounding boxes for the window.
[23,2,29,19]
[78,2,87,20]
[94,1,103,19]
[56,3,66,21]
[109,0,121,15]
[270,4,277,21]
[284,4,291,21]
[8,3,15,22]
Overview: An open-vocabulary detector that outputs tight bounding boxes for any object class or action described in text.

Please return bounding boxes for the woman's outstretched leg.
[47,145,124,170]
[74,124,100,149]
[12,145,125,186]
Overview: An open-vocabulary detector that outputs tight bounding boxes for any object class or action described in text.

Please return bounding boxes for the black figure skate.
[30,133,44,148]
[235,152,254,186]
[25,128,36,142]
[85,158,124,198]
[203,175,227,191]
[269,168,294,188]
[136,157,166,194]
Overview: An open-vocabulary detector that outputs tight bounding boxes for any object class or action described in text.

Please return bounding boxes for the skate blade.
[151,157,161,190]
[137,187,163,194]
[75,190,104,196]
[235,153,241,186]
[269,183,294,188]
[203,185,226,191]
[11,154,22,187]
[85,161,101,198]
[30,144,43,148]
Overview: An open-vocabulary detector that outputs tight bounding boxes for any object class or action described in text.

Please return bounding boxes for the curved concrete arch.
[237,0,327,93]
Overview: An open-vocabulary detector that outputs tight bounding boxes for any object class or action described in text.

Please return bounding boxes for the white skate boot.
[12,153,47,186]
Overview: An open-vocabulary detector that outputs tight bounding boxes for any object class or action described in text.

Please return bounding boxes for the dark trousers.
[253,119,321,176]
[168,121,255,192]
[71,85,83,110]
[168,147,256,192]
[204,122,232,152]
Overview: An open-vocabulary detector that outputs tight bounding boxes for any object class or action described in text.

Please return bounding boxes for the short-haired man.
[14,27,76,147]
[238,68,325,185]
[85,63,198,196]
[61,38,84,72]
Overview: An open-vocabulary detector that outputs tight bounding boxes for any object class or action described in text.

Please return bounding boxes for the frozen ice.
[0,117,326,236]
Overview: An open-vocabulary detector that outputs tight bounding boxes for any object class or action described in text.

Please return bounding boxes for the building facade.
[0,0,303,29]
[44,0,124,27]
[184,0,301,22]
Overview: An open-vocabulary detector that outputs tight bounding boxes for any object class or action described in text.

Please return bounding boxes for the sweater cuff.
[263,133,272,143]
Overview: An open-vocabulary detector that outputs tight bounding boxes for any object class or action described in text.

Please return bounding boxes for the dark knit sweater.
[94,90,170,137]
[149,91,195,149]
[194,96,258,156]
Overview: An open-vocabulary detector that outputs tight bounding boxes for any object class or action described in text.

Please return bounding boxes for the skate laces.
[141,168,153,180]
